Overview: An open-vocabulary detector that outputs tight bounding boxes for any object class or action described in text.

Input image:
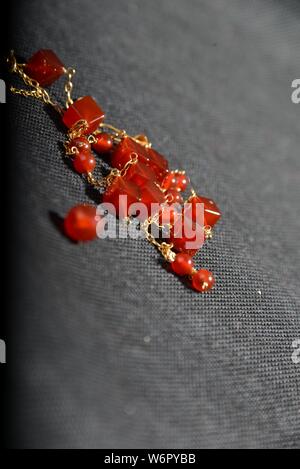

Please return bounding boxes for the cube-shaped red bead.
[111,138,169,184]
[25,49,65,87]
[63,96,105,134]
[147,147,169,183]
[111,138,149,169]
[102,177,140,219]
[124,162,156,187]
[187,195,221,228]
[140,181,166,214]
[102,174,166,220]
[169,210,205,256]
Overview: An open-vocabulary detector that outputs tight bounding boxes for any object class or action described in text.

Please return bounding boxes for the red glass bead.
[69,136,91,152]
[166,189,184,205]
[64,205,97,241]
[111,137,148,170]
[192,269,215,292]
[188,195,221,228]
[92,133,113,153]
[25,49,65,87]
[62,96,105,134]
[176,173,189,192]
[124,162,156,188]
[102,177,140,219]
[171,253,194,276]
[140,181,165,214]
[162,172,189,192]
[170,210,205,256]
[147,147,169,183]
[162,172,177,191]
[111,138,168,183]
[73,150,96,174]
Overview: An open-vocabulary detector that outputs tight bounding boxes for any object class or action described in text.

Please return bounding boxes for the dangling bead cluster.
[170,253,215,292]
[8,49,222,293]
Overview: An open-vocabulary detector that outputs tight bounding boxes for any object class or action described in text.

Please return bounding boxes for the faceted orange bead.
[62,96,105,134]
[192,269,215,292]
[25,49,65,87]
[64,205,97,241]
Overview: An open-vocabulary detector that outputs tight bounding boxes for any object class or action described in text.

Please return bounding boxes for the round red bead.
[192,269,215,292]
[92,133,113,153]
[69,136,91,152]
[64,205,97,241]
[73,150,96,174]
[162,172,177,191]
[162,172,189,193]
[171,253,194,276]
[176,173,189,192]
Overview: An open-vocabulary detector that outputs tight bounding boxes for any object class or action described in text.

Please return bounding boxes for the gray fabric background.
[8,0,300,448]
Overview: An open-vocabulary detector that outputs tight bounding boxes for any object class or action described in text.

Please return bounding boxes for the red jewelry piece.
[69,136,91,152]
[8,49,222,292]
[63,96,105,134]
[25,49,65,87]
[166,189,184,205]
[64,205,97,241]
[192,269,215,292]
[187,195,221,228]
[73,150,96,174]
[102,177,140,219]
[111,137,168,184]
[162,172,189,193]
[92,133,113,153]
[171,253,194,276]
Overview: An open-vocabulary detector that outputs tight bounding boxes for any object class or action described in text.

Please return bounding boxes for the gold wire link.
[64,67,75,109]
[204,225,213,240]
[88,134,97,144]
[7,50,63,115]
[98,123,127,139]
[86,169,120,189]
[98,123,152,148]
[132,134,152,148]
[142,216,175,262]
[119,153,138,177]
[67,119,88,140]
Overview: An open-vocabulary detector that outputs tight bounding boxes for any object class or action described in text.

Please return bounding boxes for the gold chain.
[64,67,75,109]
[142,216,175,262]
[98,123,152,148]
[7,50,73,115]
[86,169,120,189]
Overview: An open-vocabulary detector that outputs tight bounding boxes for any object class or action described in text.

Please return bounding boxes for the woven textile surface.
[8,0,300,448]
